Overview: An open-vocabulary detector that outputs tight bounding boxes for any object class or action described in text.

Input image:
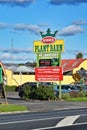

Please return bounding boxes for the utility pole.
[11,38,14,65]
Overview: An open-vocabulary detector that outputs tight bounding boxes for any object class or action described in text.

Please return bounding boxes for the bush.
[23,86,31,99]
[69,91,79,98]
[78,91,87,97]
[22,85,37,99]
[36,85,56,100]
[21,85,56,100]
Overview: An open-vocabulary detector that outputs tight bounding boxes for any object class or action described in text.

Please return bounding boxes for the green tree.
[76,52,83,59]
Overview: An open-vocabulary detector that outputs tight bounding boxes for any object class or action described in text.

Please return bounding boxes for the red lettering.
[42,36,56,44]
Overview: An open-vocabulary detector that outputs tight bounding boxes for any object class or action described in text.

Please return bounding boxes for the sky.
[0,0,87,63]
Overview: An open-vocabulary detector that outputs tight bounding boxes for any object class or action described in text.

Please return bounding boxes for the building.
[62,58,87,84]
[0,58,87,86]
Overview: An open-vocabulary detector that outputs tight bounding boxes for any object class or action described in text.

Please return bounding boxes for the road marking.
[55,115,80,127]
[0,116,63,125]
[32,122,87,130]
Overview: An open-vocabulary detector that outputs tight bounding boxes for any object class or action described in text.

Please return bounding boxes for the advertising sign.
[34,40,64,53]
[35,66,63,81]
[39,58,60,67]
[34,28,64,82]
[38,52,59,59]
[41,36,56,44]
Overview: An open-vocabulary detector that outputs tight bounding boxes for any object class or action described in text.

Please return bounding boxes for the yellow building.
[61,58,87,84]
[1,58,87,86]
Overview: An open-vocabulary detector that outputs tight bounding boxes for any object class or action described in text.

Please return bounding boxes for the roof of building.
[4,63,34,73]
[62,58,86,72]
[14,65,34,73]
[2,58,87,73]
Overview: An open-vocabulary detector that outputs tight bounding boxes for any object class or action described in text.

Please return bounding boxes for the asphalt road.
[0,92,87,129]
[0,109,87,130]
[45,124,87,130]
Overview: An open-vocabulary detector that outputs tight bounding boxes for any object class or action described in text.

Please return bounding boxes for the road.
[0,108,87,129]
[0,92,87,129]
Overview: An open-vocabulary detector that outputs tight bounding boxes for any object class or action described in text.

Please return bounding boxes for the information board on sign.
[39,58,60,67]
[35,66,63,81]
[38,52,59,59]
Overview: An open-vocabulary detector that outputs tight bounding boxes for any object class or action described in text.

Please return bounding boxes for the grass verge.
[5,85,17,92]
[67,97,87,102]
[0,104,28,112]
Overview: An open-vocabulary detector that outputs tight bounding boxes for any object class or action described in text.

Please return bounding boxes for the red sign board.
[35,66,63,81]
[42,36,56,44]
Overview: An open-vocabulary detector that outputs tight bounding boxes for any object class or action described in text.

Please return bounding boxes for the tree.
[76,52,83,59]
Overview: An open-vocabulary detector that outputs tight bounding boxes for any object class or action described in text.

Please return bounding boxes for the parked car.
[74,84,87,92]
[15,82,37,92]
[54,84,79,96]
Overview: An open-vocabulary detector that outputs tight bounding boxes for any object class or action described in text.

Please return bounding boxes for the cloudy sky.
[0,0,87,63]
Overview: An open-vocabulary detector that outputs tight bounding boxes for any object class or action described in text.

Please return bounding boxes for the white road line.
[0,116,63,125]
[55,115,80,127]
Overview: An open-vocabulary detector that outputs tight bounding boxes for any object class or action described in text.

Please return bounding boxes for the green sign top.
[40,28,58,38]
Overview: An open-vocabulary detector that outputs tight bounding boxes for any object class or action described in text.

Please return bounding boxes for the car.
[15,82,37,92]
[74,84,87,92]
[54,84,79,96]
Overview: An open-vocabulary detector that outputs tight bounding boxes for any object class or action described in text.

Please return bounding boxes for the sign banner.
[39,58,60,67]
[34,40,64,53]
[38,52,61,67]
[38,52,59,59]
[35,66,63,81]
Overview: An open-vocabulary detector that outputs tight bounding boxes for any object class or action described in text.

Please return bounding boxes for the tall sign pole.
[58,51,62,99]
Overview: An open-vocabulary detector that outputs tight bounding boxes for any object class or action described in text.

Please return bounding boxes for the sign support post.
[36,53,39,88]
[58,52,62,99]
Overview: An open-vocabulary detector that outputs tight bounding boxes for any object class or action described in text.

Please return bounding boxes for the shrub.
[21,84,56,100]
[69,91,79,98]
[23,86,31,99]
[78,91,87,97]
[36,85,56,100]
[85,92,87,97]
[23,85,37,99]
[69,91,87,98]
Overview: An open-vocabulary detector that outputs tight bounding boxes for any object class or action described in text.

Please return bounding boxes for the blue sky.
[0,0,87,63]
